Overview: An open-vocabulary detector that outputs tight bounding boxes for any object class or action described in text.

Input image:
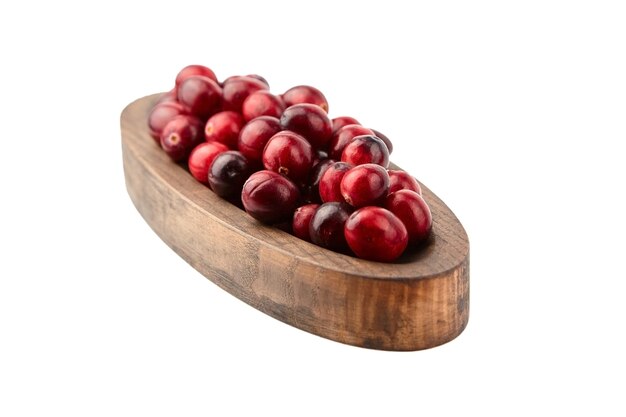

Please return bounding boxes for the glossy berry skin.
[242,90,285,121]
[309,202,352,253]
[175,64,218,86]
[341,135,390,168]
[340,163,390,207]
[237,116,282,163]
[318,161,353,203]
[282,85,329,112]
[188,141,229,184]
[262,131,313,182]
[160,115,204,162]
[205,111,245,149]
[328,124,374,160]
[242,170,300,224]
[222,76,268,113]
[246,74,270,88]
[331,116,360,134]
[371,129,393,154]
[292,204,320,242]
[388,170,422,195]
[280,104,332,150]
[208,151,252,199]
[177,75,222,119]
[148,101,188,141]
[344,207,408,262]
[385,190,432,245]
[307,159,334,202]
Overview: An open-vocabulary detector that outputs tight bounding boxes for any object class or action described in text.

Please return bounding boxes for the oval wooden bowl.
[121,94,469,351]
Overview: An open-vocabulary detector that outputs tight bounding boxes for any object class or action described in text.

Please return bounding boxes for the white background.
[1,1,625,415]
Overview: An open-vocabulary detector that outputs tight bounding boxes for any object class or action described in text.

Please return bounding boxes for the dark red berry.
[340,164,390,207]
[160,115,204,162]
[242,170,300,224]
[242,90,285,121]
[188,141,229,184]
[344,207,408,262]
[280,104,332,150]
[262,131,313,182]
[238,116,282,163]
[388,170,422,195]
[385,190,432,245]
[208,151,252,199]
[318,161,353,203]
[148,101,188,142]
[222,76,268,113]
[371,129,393,154]
[341,134,390,168]
[292,204,320,242]
[282,85,329,112]
[246,74,270,88]
[328,124,374,159]
[205,111,245,149]
[301,158,334,204]
[309,202,352,253]
[331,116,360,134]
[177,76,222,119]
[175,65,218,86]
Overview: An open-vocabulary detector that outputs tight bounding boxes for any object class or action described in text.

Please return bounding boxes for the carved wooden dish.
[121,94,469,351]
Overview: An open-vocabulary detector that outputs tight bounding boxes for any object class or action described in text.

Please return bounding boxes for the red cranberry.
[242,170,300,224]
[328,124,374,159]
[301,158,334,204]
[388,170,422,195]
[205,111,245,149]
[188,141,229,184]
[242,90,285,121]
[148,101,188,141]
[280,104,332,150]
[246,74,270,88]
[292,203,320,242]
[282,85,329,112]
[309,202,352,253]
[371,129,393,154]
[340,163,390,207]
[237,116,282,163]
[177,75,222,119]
[157,89,178,104]
[341,135,390,168]
[385,190,432,245]
[175,65,218,86]
[344,207,408,262]
[208,151,252,199]
[160,115,204,162]
[222,76,268,113]
[331,116,360,134]
[262,131,313,182]
[318,161,353,203]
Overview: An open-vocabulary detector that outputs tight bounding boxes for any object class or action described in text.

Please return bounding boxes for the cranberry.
[148,101,188,141]
[300,158,334,204]
[262,131,313,182]
[222,76,268,113]
[309,202,352,253]
[242,90,285,121]
[282,85,329,112]
[246,74,270,88]
[318,161,353,203]
[160,115,204,162]
[242,170,300,224]
[177,75,222,119]
[208,151,252,199]
[313,149,329,165]
[237,116,282,163]
[341,135,390,168]
[157,89,178,104]
[371,129,393,154]
[205,111,245,149]
[385,190,432,245]
[280,104,332,150]
[340,163,390,207]
[188,141,229,184]
[331,116,360,134]
[175,64,218,86]
[328,124,374,159]
[388,170,422,195]
[292,204,320,242]
[344,207,408,262]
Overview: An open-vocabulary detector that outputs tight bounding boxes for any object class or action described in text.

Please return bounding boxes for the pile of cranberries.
[147,65,432,262]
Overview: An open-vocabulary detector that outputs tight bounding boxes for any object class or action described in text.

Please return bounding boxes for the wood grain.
[121,94,470,351]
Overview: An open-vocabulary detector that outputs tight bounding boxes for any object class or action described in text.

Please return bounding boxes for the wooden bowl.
[121,94,469,351]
